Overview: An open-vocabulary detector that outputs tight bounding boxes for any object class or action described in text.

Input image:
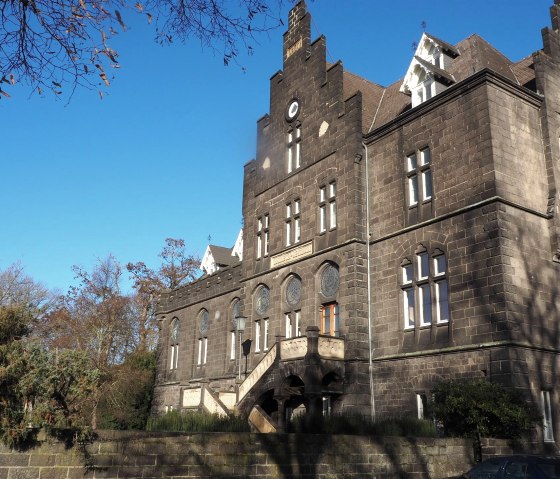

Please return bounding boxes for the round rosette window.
[255,286,270,315]
[286,276,302,306]
[320,264,339,297]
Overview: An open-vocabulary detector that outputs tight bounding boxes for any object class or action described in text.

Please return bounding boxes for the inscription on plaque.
[271,241,313,268]
[286,38,303,59]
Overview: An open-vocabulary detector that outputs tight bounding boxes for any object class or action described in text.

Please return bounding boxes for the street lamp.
[235,316,247,380]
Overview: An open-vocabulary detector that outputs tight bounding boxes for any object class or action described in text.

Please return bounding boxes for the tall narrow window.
[255,320,261,352]
[256,214,269,258]
[230,331,236,360]
[169,318,179,370]
[402,248,449,330]
[285,311,301,338]
[287,125,301,173]
[285,199,301,246]
[321,303,339,337]
[417,393,428,419]
[406,148,432,207]
[319,181,337,233]
[542,390,555,442]
[263,318,269,351]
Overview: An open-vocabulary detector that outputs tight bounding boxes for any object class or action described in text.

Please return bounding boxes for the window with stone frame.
[321,302,339,337]
[319,181,337,233]
[287,123,301,174]
[197,309,209,366]
[169,317,179,370]
[254,285,270,353]
[401,246,449,330]
[542,390,555,442]
[285,275,302,338]
[285,199,301,247]
[256,213,269,258]
[406,147,432,208]
[416,393,428,419]
[230,298,241,361]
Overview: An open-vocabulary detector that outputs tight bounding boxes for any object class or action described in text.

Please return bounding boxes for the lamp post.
[235,316,247,380]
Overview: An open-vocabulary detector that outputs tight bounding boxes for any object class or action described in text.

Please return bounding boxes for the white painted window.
[256,214,269,258]
[287,125,302,173]
[197,337,207,365]
[286,199,301,246]
[402,250,449,329]
[230,331,236,360]
[542,390,555,442]
[255,320,261,352]
[263,319,269,351]
[285,311,301,339]
[203,337,208,365]
[197,338,202,365]
[406,148,433,207]
[417,393,428,419]
[319,181,337,233]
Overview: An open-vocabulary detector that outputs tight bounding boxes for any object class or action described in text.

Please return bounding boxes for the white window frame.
[230,331,236,360]
[263,318,269,351]
[256,214,269,258]
[542,390,555,442]
[287,125,301,173]
[197,338,202,365]
[319,181,337,233]
[406,148,432,207]
[285,199,301,246]
[255,320,261,352]
[285,310,301,339]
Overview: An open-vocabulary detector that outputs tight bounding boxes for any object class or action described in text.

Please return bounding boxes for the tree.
[0,0,286,98]
[127,238,199,351]
[0,306,99,448]
[0,263,54,318]
[430,379,542,459]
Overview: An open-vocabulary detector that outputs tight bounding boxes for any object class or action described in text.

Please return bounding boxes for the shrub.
[146,410,250,433]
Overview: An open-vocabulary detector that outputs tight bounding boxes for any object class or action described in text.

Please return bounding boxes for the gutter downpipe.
[363,140,375,421]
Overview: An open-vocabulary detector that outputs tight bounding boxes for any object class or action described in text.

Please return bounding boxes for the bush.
[146,410,250,433]
[288,413,436,437]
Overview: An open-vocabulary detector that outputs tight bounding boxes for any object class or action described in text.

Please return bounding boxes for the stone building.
[153,1,560,443]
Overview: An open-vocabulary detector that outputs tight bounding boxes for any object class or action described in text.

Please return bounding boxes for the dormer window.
[400,33,459,107]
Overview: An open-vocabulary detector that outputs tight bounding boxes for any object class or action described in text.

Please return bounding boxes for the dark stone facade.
[154,0,560,444]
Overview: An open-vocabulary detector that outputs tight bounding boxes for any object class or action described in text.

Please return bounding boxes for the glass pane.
[286,204,291,218]
[329,182,336,198]
[434,255,446,276]
[286,314,292,339]
[295,142,301,168]
[323,307,330,335]
[404,289,415,328]
[320,186,326,202]
[295,311,301,336]
[296,126,301,138]
[257,235,262,258]
[294,200,300,214]
[418,252,429,279]
[422,169,432,200]
[409,175,418,205]
[264,214,269,228]
[286,222,291,246]
[420,148,431,165]
[407,153,417,172]
[230,331,235,360]
[403,264,414,284]
[320,205,326,232]
[258,218,262,231]
[288,146,293,173]
[333,304,339,337]
[255,321,260,351]
[436,280,449,323]
[329,201,336,229]
[264,231,269,255]
[420,284,432,325]
[295,218,301,243]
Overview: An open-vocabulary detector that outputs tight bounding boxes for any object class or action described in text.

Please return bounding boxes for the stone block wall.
[0,431,504,479]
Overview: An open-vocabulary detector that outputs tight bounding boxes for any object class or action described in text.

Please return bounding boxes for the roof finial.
[207,234,212,244]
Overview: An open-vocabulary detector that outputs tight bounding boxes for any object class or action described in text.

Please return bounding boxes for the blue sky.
[1,0,553,294]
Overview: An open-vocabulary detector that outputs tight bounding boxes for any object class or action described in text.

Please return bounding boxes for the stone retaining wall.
[0,431,512,479]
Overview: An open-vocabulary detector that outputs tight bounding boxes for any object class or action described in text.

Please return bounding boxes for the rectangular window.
[230,331,236,360]
[255,320,261,352]
[406,148,433,208]
[404,288,415,329]
[257,214,269,258]
[321,303,339,336]
[417,393,428,419]
[542,390,554,442]
[418,252,429,279]
[435,280,449,323]
[169,345,178,370]
[203,337,208,364]
[197,339,202,365]
[319,181,337,233]
[285,311,301,339]
[286,199,301,246]
[287,126,302,173]
[434,255,446,276]
[419,284,432,326]
[263,319,269,351]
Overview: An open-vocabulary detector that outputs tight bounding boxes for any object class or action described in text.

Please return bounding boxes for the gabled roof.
[413,55,455,84]
[208,245,237,266]
[424,33,460,58]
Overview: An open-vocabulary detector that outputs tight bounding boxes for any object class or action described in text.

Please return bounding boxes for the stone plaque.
[270,241,313,268]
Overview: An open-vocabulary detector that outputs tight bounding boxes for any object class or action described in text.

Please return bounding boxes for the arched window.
[254,285,270,352]
[401,246,449,330]
[197,309,209,365]
[169,318,179,370]
[319,263,340,336]
[284,275,302,338]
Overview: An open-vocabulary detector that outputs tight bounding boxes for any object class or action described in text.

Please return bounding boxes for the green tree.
[430,379,541,459]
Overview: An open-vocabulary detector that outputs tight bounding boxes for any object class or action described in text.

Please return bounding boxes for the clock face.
[286,99,300,121]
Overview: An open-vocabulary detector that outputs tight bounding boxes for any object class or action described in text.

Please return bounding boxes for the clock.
[286,99,300,122]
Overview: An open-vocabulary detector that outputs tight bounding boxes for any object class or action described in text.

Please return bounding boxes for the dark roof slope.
[209,245,238,267]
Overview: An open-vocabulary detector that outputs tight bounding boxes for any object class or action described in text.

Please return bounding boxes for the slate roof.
[340,32,537,135]
[208,245,238,267]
